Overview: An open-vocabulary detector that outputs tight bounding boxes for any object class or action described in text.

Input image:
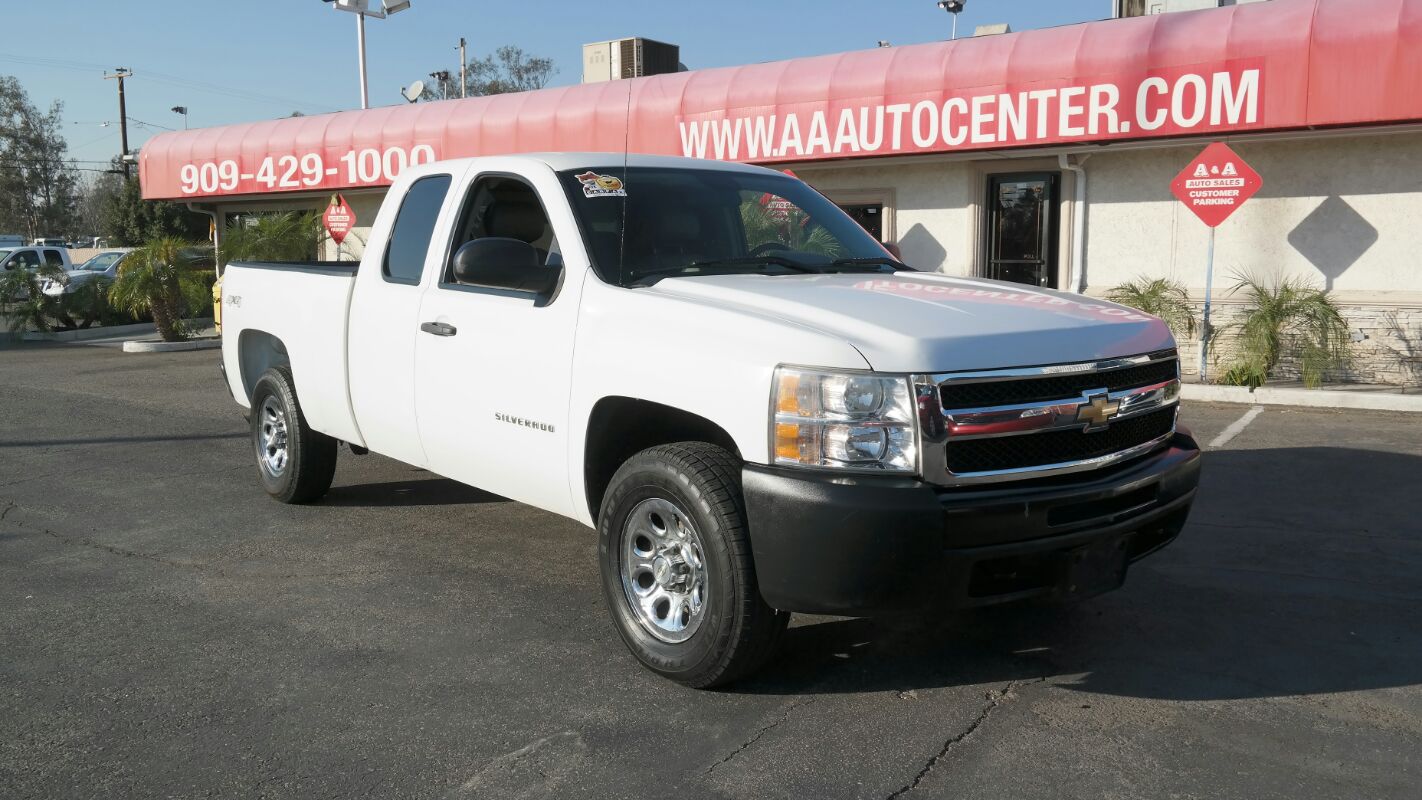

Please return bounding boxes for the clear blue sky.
[0,0,1114,169]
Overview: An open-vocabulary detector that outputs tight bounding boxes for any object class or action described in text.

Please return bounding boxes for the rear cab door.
[347,168,463,467]
[412,159,589,517]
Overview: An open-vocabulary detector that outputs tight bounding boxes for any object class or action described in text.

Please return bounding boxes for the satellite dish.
[400,80,425,104]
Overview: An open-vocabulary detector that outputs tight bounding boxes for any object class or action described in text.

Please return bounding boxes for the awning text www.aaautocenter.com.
[679,67,1260,161]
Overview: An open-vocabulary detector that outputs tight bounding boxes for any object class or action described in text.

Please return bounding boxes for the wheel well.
[584,397,740,522]
[237,330,290,402]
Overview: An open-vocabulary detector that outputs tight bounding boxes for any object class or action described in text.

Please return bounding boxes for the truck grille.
[927,351,1180,485]
[940,355,1179,410]
[945,407,1177,474]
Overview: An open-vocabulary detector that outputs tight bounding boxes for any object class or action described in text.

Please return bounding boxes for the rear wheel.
[249,366,337,504]
[599,442,787,688]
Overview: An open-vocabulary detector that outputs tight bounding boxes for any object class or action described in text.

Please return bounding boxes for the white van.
[0,235,25,248]
[32,238,67,248]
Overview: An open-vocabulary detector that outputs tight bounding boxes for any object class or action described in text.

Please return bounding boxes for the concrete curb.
[1182,383,1422,412]
[122,338,220,353]
[23,319,214,343]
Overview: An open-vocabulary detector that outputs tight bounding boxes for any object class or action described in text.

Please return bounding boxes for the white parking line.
[1208,405,1265,449]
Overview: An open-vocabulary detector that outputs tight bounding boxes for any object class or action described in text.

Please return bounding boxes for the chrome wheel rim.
[257,395,290,477]
[619,497,709,644]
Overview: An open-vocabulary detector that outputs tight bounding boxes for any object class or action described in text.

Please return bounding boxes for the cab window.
[442,175,560,285]
[43,249,65,269]
[5,249,40,270]
[383,174,452,285]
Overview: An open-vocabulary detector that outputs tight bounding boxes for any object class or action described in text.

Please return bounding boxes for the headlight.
[771,366,917,473]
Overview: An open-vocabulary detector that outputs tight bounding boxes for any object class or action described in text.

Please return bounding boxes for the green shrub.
[1104,276,1197,338]
[1218,272,1350,389]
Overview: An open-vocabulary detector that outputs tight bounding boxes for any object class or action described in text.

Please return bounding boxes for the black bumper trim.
[743,431,1201,616]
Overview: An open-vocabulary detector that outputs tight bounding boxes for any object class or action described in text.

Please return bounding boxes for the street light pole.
[326,1,411,110]
[356,11,369,109]
[937,0,966,41]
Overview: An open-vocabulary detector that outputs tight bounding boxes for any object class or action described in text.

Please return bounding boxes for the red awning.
[140,0,1422,200]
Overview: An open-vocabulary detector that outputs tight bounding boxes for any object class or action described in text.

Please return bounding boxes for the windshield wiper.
[828,256,913,272]
[629,256,822,286]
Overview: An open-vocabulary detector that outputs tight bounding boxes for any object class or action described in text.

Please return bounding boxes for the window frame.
[436,171,562,298]
[381,173,454,286]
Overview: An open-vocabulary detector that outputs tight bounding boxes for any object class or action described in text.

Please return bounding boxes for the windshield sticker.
[575,171,627,198]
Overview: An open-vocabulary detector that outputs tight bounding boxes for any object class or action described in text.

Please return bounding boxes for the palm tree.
[109,237,212,342]
[221,211,322,266]
[740,199,844,258]
[1105,276,1197,338]
[1218,271,1351,389]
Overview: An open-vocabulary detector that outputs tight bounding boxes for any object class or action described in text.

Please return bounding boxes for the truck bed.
[220,260,364,446]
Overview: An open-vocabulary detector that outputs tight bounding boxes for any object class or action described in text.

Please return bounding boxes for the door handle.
[420,321,457,337]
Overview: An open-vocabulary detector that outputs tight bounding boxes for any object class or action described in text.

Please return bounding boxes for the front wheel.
[249,366,337,504]
[598,442,788,688]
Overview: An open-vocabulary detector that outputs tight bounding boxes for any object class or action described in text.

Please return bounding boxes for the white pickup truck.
[219,153,1200,687]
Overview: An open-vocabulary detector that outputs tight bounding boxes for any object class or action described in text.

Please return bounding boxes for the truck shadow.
[734,446,1422,702]
[320,478,507,507]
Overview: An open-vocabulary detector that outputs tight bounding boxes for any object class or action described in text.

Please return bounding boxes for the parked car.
[31,238,68,248]
[1,246,71,273]
[219,153,1201,688]
[1,246,72,300]
[42,249,131,297]
[0,234,25,248]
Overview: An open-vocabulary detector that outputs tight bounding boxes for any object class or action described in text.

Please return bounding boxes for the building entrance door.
[984,173,1060,288]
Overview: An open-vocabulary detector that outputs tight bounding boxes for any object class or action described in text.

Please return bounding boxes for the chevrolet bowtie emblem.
[1076,393,1121,431]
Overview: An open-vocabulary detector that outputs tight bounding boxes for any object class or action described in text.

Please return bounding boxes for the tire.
[598,442,788,688]
[249,366,337,504]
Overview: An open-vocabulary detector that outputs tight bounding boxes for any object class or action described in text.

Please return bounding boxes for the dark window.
[43,249,65,268]
[443,175,559,284]
[383,174,452,284]
[838,203,885,243]
[8,249,41,270]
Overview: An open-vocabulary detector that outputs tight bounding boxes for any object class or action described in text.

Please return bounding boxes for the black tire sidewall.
[599,456,742,680]
[250,369,306,502]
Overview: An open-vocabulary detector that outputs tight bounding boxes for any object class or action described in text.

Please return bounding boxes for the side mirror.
[450,237,560,295]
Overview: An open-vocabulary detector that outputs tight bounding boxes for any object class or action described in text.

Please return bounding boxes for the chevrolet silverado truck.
[219,153,1201,688]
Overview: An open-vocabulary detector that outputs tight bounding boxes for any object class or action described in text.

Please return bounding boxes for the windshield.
[81,252,123,271]
[557,166,907,287]
[0,250,11,261]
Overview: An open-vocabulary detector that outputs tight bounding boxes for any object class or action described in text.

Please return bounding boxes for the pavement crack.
[704,696,816,775]
[885,677,1044,799]
[40,528,219,573]
[0,501,14,521]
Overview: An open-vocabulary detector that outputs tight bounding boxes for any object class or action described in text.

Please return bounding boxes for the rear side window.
[383,174,452,284]
[44,250,65,268]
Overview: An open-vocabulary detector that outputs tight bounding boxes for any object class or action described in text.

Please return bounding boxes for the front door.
[984,173,1060,288]
[413,169,581,517]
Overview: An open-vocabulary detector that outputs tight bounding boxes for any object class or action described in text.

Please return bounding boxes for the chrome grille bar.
[917,351,1181,486]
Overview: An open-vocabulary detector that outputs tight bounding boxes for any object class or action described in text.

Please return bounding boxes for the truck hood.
[645,272,1175,373]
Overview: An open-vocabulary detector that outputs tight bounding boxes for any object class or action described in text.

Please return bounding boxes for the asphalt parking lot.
[2,343,1420,800]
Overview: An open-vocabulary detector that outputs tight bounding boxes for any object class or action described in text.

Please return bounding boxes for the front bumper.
[743,429,1201,616]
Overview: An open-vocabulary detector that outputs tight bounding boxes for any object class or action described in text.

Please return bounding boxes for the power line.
[0,52,339,114]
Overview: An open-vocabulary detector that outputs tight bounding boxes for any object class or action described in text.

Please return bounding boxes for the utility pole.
[458,37,467,98]
[105,67,132,178]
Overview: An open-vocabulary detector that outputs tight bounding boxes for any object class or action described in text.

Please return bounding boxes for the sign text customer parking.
[1170,142,1262,227]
